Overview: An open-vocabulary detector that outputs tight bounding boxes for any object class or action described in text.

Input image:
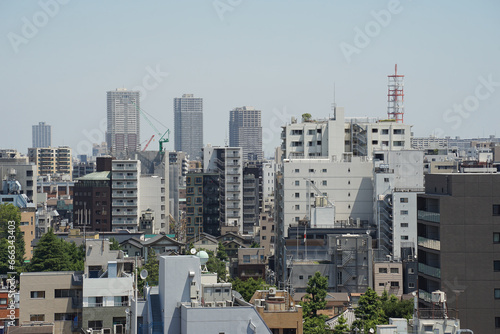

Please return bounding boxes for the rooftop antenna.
[387,64,405,123]
[331,82,337,119]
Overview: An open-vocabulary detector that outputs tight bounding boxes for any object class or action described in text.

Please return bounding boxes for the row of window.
[293,168,329,173]
[30,289,80,299]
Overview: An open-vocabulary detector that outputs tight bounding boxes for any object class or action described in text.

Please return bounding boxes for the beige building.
[20,208,36,259]
[373,261,403,298]
[28,146,72,177]
[19,271,83,333]
[250,289,303,334]
[259,213,275,257]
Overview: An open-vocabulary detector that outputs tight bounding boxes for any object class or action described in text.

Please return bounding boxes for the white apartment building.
[139,175,167,234]
[203,145,244,234]
[111,160,141,231]
[280,155,374,237]
[262,160,276,199]
[373,150,424,260]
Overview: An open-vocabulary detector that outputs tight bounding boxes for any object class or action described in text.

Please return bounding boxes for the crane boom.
[142,135,155,151]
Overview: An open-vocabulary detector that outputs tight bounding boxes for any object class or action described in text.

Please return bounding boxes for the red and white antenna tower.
[387,64,404,123]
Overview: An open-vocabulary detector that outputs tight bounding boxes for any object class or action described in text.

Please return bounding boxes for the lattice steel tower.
[387,64,405,123]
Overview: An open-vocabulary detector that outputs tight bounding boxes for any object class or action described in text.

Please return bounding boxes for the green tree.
[302,113,312,122]
[0,204,25,274]
[353,287,385,333]
[216,242,228,261]
[230,277,266,302]
[380,291,413,320]
[250,241,260,248]
[109,237,122,251]
[137,248,159,293]
[333,315,349,334]
[301,271,328,318]
[29,229,84,272]
[205,249,227,282]
[301,272,330,334]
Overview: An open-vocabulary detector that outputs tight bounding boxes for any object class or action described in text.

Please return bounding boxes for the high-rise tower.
[106,88,140,157]
[174,94,203,161]
[387,64,405,123]
[229,106,263,161]
[32,122,51,148]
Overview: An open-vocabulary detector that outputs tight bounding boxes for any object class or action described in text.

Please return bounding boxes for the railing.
[112,174,137,180]
[418,289,432,303]
[418,236,440,251]
[112,201,137,207]
[112,183,137,189]
[418,210,440,223]
[419,262,441,279]
[87,302,103,307]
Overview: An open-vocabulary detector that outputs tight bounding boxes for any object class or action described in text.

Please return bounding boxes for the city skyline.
[1,1,499,158]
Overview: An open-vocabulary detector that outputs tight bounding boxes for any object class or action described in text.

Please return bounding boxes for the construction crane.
[131,102,170,153]
[142,135,155,151]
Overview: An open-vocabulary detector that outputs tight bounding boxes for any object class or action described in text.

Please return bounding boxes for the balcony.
[87,302,103,308]
[418,210,440,223]
[112,182,137,189]
[418,236,440,251]
[226,179,240,184]
[418,262,440,279]
[113,192,137,198]
[226,186,240,192]
[112,210,137,216]
[226,197,240,202]
[112,201,137,207]
[112,164,137,171]
[112,174,137,180]
[227,213,240,218]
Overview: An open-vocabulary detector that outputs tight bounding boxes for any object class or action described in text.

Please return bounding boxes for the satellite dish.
[190,248,197,255]
[140,269,148,280]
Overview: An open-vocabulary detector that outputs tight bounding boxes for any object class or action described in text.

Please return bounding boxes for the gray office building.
[229,106,262,161]
[32,122,51,148]
[106,88,140,157]
[174,94,203,161]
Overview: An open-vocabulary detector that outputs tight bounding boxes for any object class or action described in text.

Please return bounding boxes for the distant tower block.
[387,64,405,123]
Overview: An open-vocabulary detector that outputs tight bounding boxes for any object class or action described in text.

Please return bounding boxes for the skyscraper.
[229,106,262,161]
[106,88,140,157]
[174,94,203,161]
[32,122,51,148]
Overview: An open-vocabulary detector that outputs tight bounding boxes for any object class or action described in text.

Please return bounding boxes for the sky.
[1,0,499,157]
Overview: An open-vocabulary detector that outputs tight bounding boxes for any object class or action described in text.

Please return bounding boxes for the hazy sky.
[1,0,499,157]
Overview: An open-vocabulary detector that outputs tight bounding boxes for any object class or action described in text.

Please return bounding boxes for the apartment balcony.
[226,213,240,218]
[226,186,240,192]
[225,152,240,158]
[87,302,103,308]
[226,204,240,210]
[112,192,137,198]
[225,169,240,175]
[112,182,137,189]
[418,289,433,303]
[226,197,240,202]
[112,201,137,207]
[112,219,138,225]
[112,210,137,216]
[112,164,137,171]
[418,236,440,251]
[418,262,441,279]
[226,179,240,184]
[112,174,138,180]
[225,162,241,167]
[418,210,440,223]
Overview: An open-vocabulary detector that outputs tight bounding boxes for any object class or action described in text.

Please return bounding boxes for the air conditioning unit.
[191,301,199,308]
[254,299,264,307]
[269,287,276,296]
[216,301,225,307]
[205,301,215,307]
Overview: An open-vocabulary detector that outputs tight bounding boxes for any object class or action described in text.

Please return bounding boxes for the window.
[401,223,409,228]
[30,291,45,299]
[299,275,304,280]
[88,321,103,330]
[495,233,500,243]
[308,129,315,135]
[408,268,415,274]
[393,129,405,135]
[262,236,266,240]
[400,198,408,203]
[393,141,404,147]
[294,169,300,173]
[372,128,379,133]
[384,178,389,183]
[295,205,300,210]
[308,141,313,146]
[495,289,500,299]
[322,169,327,173]
[379,268,388,274]
[390,281,399,287]
[382,129,389,134]
[30,314,45,321]
[309,169,315,173]
[295,180,300,186]
[409,283,415,288]
[379,283,385,287]
[400,210,408,215]
[295,193,300,198]
[494,261,500,272]
[322,180,327,186]
[262,226,266,230]
[496,317,500,328]
[55,313,77,321]
[494,205,500,216]
[55,289,78,298]
[317,141,322,145]
[243,255,250,263]
[0,298,7,305]
[372,140,378,145]
[390,268,399,274]
[401,235,409,240]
